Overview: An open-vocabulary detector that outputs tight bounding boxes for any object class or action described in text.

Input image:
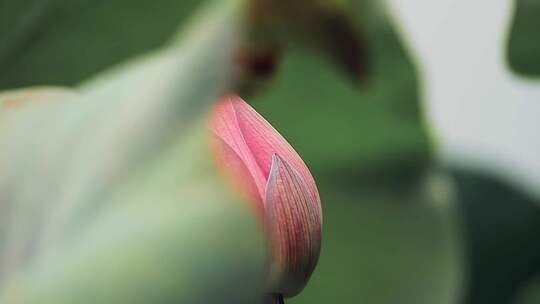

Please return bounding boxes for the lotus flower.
[209,95,322,302]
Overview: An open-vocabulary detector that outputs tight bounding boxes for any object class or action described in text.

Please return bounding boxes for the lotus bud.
[209,95,322,302]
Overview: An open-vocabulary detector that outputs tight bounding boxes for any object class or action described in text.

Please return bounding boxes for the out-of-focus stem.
[264,294,285,304]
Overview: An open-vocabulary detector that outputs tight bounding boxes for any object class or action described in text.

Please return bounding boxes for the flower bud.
[209,95,322,299]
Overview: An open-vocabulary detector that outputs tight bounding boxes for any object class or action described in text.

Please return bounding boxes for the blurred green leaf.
[513,276,540,304]
[0,113,267,303]
[290,171,462,304]
[0,0,241,246]
[0,2,269,302]
[507,0,540,76]
[0,0,201,89]
[453,169,540,304]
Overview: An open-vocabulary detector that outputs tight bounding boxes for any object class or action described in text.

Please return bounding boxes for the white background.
[388,0,540,199]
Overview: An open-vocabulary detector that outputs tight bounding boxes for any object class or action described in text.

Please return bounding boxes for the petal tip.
[265,153,322,297]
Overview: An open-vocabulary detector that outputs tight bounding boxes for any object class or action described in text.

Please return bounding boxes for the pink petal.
[209,96,268,203]
[230,96,320,204]
[265,154,322,297]
[209,134,265,214]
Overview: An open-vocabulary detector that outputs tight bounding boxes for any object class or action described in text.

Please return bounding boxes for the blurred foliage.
[287,172,462,304]
[0,116,267,303]
[507,0,540,76]
[454,169,540,304]
[513,276,540,304]
[252,27,429,189]
[0,0,200,88]
[1,0,539,303]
